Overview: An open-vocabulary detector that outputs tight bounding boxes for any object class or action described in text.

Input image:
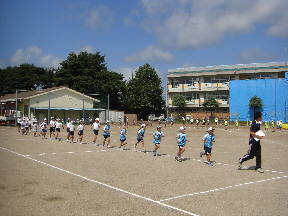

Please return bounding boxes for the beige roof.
[0,86,99,103]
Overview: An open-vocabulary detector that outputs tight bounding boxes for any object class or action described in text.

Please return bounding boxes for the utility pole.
[15,89,18,126]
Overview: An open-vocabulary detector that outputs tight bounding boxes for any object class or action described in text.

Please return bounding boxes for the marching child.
[119,124,127,149]
[235,120,239,130]
[69,121,75,143]
[134,124,146,152]
[77,121,84,144]
[264,121,269,131]
[92,118,100,145]
[200,127,216,166]
[55,119,62,140]
[49,117,56,138]
[32,121,38,137]
[66,118,72,142]
[224,120,228,130]
[152,125,164,156]
[175,126,187,162]
[40,119,48,139]
[20,119,27,135]
[103,121,111,148]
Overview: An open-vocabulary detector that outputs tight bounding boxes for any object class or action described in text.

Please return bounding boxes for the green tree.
[0,64,54,95]
[124,64,165,119]
[202,97,219,117]
[172,94,186,119]
[249,96,263,117]
[54,51,126,109]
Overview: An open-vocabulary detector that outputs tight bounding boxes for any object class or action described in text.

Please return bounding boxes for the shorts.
[137,138,143,142]
[42,129,47,133]
[17,123,21,127]
[93,129,99,135]
[120,138,126,142]
[69,131,74,136]
[78,130,83,136]
[178,144,185,148]
[56,128,60,132]
[103,134,110,139]
[50,127,55,132]
[204,146,212,154]
[66,128,70,133]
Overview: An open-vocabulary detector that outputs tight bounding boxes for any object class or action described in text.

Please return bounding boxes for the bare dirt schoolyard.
[0,124,287,216]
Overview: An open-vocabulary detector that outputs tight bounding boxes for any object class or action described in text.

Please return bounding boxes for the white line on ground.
[158,175,288,202]
[0,146,199,216]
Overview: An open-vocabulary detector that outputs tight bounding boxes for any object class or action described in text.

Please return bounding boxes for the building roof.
[0,86,100,103]
[168,62,288,76]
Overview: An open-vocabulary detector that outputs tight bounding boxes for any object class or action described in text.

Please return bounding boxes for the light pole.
[82,98,85,121]
[48,93,51,121]
[15,89,28,126]
[107,93,110,121]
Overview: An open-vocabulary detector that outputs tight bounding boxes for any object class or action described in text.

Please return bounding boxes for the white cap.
[44,118,47,121]
[156,125,162,129]
[207,127,215,132]
[141,124,146,127]
[106,120,110,123]
[95,118,100,121]
[179,126,185,131]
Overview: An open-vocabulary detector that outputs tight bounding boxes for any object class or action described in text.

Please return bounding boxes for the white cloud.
[124,46,173,63]
[132,0,288,49]
[113,67,138,81]
[85,6,113,30]
[80,45,94,53]
[238,48,278,63]
[9,46,61,68]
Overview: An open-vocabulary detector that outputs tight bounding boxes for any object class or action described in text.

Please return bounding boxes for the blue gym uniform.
[120,128,127,141]
[202,133,215,154]
[103,124,111,138]
[137,128,145,141]
[153,131,164,144]
[177,133,186,147]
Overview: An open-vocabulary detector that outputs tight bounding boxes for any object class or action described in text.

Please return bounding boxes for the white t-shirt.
[77,125,84,131]
[55,122,62,129]
[93,122,100,130]
[66,122,72,129]
[50,120,56,127]
[69,124,75,132]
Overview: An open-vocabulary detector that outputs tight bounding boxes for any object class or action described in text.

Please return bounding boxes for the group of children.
[17,113,268,172]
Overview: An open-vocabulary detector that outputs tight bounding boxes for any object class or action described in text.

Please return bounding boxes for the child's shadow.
[239,165,257,171]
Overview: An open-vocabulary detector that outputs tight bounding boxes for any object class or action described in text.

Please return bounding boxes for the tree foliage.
[0,64,54,95]
[124,64,165,119]
[54,51,126,109]
[249,96,263,109]
[172,94,186,111]
[202,97,219,109]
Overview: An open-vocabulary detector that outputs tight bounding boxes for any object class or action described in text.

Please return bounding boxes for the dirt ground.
[0,123,287,216]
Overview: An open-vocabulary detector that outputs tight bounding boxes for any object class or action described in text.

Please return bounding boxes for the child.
[271,120,275,132]
[200,127,216,166]
[224,120,228,130]
[49,117,56,138]
[235,120,239,130]
[238,112,265,173]
[32,121,38,137]
[134,124,146,152]
[175,126,186,162]
[103,121,111,148]
[77,121,84,144]
[20,119,27,135]
[40,119,48,139]
[66,118,72,142]
[264,121,269,131]
[119,124,127,149]
[92,118,100,145]
[69,121,75,143]
[55,119,62,141]
[152,125,164,156]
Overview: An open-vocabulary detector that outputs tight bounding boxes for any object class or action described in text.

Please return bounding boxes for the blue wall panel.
[230,79,288,122]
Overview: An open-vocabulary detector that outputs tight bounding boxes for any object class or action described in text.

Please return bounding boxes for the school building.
[0,86,120,123]
[229,73,288,122]
[167,62,288,119]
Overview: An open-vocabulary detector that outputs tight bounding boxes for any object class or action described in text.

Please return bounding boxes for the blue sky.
[1,0,288,85]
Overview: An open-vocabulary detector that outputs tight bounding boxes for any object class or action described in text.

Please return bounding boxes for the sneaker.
[175,156,180,161]
[256,168,264,173]
[238,158,242,169]
[79,142,82,144]
[208,162,214,166]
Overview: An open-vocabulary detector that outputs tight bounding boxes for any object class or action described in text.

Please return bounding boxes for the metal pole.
[82,98,85,121]
[48,93,51,120]
[107,93,110,120]
[15,89,18,126]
